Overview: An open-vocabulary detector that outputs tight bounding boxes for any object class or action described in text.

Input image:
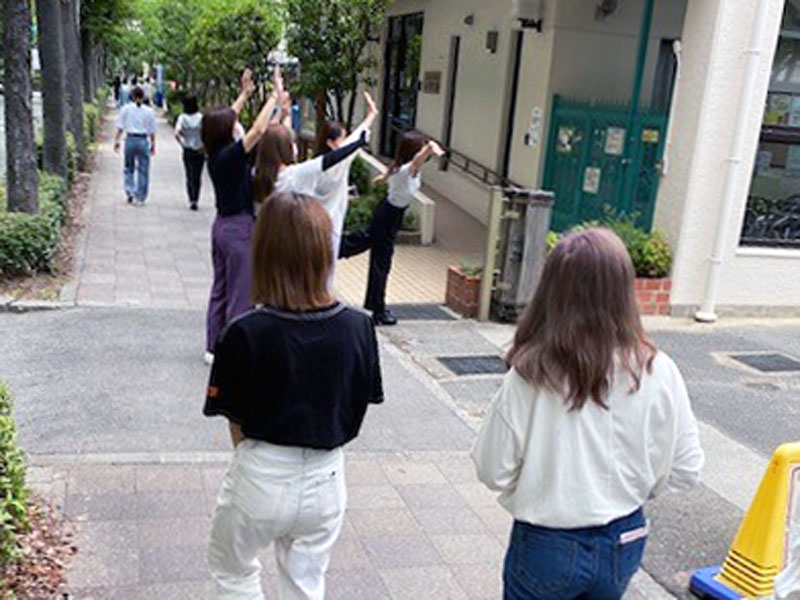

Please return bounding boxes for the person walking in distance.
[174,95,204,211]
[339,132,444,325]
[113,87,157,206]
[471,228,704,600]
[118,77,130,108]
[202,67,284,365]
[205,192,383,600]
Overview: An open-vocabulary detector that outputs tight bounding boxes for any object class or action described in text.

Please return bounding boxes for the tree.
[286,0,389,146]
[80,0,136,97]
[62,0,85,168]
[187,0,282,111]
[3,0,39,213]
[36,0,68,179]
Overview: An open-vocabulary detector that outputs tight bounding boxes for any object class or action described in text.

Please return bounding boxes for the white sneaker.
[203,352,214,366]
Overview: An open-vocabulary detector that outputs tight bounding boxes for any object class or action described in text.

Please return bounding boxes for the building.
[370,0,800,318]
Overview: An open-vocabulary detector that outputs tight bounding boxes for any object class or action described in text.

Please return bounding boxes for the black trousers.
[182,148,205,204]
[340,200,406,313]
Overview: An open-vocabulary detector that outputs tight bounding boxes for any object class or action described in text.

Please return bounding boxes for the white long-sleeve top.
[312,122,371,252]
[471,351,704,529]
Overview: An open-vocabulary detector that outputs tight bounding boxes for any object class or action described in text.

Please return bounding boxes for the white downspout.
[660,40,682,177]
[695,0,770,323]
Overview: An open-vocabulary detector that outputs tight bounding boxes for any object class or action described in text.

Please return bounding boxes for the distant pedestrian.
[339,132,444,325]
[471,228,705,600]
[174,94,204,210]
[112,76,121,103]
[113,87,157,205]
[118,78,130,108]
[205,191,383,600]
[201,68,282,365]
[142,77,153,102]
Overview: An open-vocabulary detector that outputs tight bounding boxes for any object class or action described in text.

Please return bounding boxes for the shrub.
[0,172,68,276]
[548,215,673,278]
[0,382,29,567]
[459,260,482,278]
[83,102,100,143]
[344,194,379,232]
[402,208,419,232]
[35,132,76,183]
[348,156,372,196]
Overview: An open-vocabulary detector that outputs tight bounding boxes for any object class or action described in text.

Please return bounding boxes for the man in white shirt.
[113,87,157,205]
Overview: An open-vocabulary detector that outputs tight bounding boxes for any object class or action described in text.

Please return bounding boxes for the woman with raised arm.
[201,67,284,364]
[312,92,379,260]
[471,228,704,599]
[204,192,383,600]
[339,132,444,325]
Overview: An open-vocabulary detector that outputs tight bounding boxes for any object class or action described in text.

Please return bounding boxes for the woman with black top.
[174,94,204,210]
[201,67,283,364]
[204,192,383,600]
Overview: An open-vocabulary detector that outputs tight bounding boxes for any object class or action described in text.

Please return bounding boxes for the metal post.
[516,192,554,307]
[479,188,505,322]
[628,0,655,130]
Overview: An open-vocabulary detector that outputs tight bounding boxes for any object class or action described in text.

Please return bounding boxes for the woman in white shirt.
[313,92,379,260]
[471,228,704,600]
[339,132,443,325]
[174,95,204,210]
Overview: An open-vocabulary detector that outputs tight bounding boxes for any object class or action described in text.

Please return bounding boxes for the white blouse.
[387,163,421,209]
[471,351,704,529]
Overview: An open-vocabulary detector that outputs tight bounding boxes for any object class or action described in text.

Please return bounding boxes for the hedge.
[35,132,76,183]
[547,215,673,278]
[0,382,29,567]
[0,172,68,276]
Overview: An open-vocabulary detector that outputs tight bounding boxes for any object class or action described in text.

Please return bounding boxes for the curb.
[0,298,76,313]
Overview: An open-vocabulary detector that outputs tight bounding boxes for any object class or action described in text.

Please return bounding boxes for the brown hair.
[251,192,334,311]
[201,107,236,157]
[507,228,656,410]
[253,124,295,203]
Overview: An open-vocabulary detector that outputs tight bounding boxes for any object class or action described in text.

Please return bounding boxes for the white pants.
[208,439,347,600]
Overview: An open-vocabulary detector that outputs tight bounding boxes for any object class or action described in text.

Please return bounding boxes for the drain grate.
[437,355,508,375]
[729,352,800,373]
[389,304,457,321]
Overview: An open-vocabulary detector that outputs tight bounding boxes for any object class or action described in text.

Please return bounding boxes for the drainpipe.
[695,0,770,323]
[660,40,682,177]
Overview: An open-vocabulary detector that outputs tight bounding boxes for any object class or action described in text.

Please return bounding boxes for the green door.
[543,96,667,232]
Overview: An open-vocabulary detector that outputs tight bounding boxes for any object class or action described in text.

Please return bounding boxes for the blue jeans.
[503,508,647,600]
[124,136,150,201]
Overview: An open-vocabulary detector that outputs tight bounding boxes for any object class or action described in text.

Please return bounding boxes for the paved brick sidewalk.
[65,109,484,310]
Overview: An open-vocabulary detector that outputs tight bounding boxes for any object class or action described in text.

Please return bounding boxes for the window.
[741,3,800,248]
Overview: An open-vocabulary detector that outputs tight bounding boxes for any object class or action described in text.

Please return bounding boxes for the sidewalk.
[64,110,484,310]
[2,108,683,598]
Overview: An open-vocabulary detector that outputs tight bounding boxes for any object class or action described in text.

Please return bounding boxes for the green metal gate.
[542,95,668,232]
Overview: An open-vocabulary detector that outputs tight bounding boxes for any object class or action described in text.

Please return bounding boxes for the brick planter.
[635,278,672,316]
[445,265,481,318]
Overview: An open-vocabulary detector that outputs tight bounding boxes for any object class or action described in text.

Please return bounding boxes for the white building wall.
[664,0,799,314]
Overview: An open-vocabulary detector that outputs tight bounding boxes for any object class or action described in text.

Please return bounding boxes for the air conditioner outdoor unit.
[513,0,544,31]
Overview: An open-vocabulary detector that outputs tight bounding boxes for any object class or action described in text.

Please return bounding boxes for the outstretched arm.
[410,140,445,176]
[343,92,379,145]
[321,131,368,171]
[231,69,255,115]
[241,65,284,153]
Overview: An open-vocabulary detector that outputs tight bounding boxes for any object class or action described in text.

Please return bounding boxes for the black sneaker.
[373,310,397,326]
[190,202,198,211]
[127,195,133,204]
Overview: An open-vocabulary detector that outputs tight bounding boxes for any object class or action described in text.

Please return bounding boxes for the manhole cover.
[389,304,457,321]
[729,352,800,373]
[437,355,508,375]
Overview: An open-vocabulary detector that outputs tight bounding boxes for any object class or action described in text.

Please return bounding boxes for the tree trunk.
[345,84,358,133]
[81,27,94,102]
[36,0,67,179]
[314,90,327,156]
[3,0,39,213]
[61,0,85,169]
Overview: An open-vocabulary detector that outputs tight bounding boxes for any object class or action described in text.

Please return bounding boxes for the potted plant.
[445,261,482,318]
